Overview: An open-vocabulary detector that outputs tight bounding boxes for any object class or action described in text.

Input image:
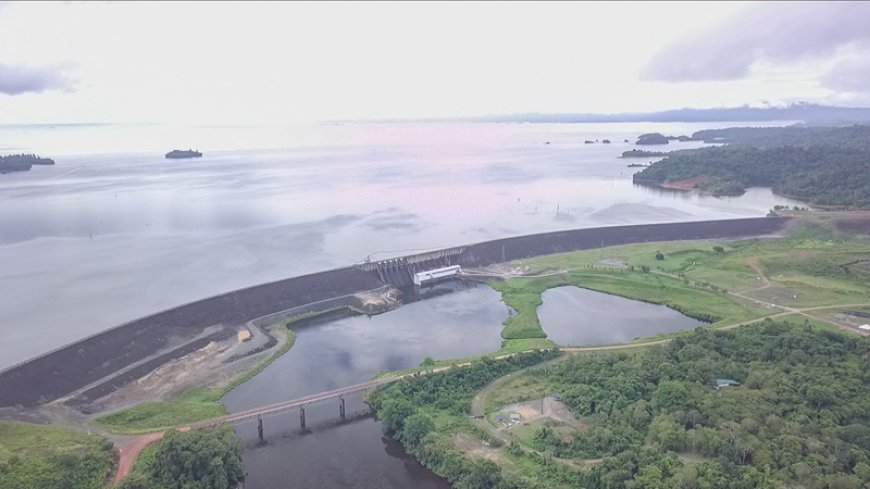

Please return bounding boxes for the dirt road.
[113,431,164,484]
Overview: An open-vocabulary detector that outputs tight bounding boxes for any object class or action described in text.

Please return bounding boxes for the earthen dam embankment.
[0,216,790,408]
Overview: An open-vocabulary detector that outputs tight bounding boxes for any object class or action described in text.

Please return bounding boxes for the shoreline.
[0,217,791,413]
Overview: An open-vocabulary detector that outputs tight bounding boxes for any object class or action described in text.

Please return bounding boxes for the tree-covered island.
[0,154,56,174]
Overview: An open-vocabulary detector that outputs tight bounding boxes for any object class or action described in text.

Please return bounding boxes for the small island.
[635,133,670,145]
[666,135,698,142]
[621,149,669,158]
[165,149,203,159]
[0,154,56,174]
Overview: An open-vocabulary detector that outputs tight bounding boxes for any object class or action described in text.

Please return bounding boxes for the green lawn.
[0,421,116,489]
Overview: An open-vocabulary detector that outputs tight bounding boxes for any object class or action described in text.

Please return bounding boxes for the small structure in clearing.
[715,378,741,389]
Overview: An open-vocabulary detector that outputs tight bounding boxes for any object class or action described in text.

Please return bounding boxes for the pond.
[222,281,508,489]
[537,286,706,345]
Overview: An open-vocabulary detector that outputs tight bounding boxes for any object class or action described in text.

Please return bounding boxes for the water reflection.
[0,122,805,367]
[223,281,504,489]
[537,286,705,345]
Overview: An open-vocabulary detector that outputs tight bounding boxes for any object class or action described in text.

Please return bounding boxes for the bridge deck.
[195,377,399,427]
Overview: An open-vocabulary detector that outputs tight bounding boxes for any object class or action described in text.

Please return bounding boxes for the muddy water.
[537,286,705,345]
[221,281,507,489]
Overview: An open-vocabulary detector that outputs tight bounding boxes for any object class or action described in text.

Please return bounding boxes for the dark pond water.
[222,281,508,489]
[537,286,706,345]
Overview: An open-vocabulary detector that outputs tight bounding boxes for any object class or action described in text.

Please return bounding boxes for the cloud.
[821,50,870,93]
[642,2,870,82]
[0,63,75,95]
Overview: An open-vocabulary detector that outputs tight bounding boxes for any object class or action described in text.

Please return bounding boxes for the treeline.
[119,427,245,489]
[0,153,55,174]
[633,145,870,207]
[692,125,870,148]
[621,149,669,158]
[367,350,562,489]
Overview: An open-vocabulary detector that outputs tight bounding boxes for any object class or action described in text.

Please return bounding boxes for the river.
[222,281,507,488]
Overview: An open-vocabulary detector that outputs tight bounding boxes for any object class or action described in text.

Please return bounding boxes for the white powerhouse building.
[413,265,461,287]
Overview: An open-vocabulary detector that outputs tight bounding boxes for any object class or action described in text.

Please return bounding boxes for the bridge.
[192,376,401,433]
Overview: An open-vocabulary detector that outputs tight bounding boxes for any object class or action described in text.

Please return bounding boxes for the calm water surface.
[537,286,706,345]
[221,281,506,489]
[0,121,803,367]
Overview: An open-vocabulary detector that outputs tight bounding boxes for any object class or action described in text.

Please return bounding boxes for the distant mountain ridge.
[443,104,870,125]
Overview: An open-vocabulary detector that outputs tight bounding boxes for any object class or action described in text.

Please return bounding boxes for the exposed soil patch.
[452,433,512,468]
[746,287,801,305]
[497,398,588,433]
[660,176,713,191]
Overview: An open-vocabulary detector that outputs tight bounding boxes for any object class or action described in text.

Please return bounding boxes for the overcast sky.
[1,1,869,125]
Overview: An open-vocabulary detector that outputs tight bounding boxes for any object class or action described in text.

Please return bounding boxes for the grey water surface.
[221,281,506,489]
[538,286,706,345]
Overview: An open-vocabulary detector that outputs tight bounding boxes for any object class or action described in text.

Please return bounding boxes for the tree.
[129,427,245,489]
[401,413,435,450]
[712,246,724,254]
[655,252,665,261]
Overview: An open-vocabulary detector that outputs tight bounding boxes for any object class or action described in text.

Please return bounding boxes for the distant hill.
[452,104,870,125]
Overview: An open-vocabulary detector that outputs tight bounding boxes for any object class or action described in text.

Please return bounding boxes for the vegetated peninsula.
[633,125,870,207]
[164,149,202,159]
[621,149,669,158]
[0,154,55,174]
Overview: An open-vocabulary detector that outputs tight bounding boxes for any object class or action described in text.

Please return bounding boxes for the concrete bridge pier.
[299,406,306,429]
[339,396,346,419]
[257,415,264,442]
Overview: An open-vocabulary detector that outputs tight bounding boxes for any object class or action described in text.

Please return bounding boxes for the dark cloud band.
[0,63,75,96]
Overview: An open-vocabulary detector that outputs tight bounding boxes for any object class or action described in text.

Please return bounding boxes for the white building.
[413,265,461,287]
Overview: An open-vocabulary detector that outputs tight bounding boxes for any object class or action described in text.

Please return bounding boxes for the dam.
[0,216,790,408]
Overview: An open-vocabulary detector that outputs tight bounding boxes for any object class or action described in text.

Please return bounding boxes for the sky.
[1,1,869,125]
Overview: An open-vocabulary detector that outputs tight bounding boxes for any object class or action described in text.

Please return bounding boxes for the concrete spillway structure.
[0,217,790,408]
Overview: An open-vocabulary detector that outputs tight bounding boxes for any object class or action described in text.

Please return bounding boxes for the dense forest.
[633,126,870,207]
[692,126,870,148]
[371,322,870,489]
[0,154,55,174]
[119,428,245,489]
[367,350,561,489]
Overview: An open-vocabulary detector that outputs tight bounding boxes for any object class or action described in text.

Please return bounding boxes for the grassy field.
[0,421,116,489]
[486,217,870,346]
[96,322,297,434]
